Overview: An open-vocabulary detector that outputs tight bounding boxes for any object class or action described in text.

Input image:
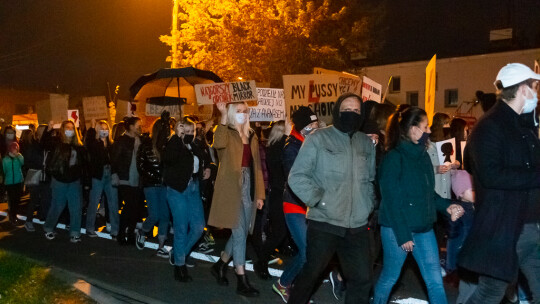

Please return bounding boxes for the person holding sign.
[208,102,265,298]
[373,107,464,304]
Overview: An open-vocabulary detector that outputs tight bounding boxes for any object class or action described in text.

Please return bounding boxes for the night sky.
[1,0,539,99]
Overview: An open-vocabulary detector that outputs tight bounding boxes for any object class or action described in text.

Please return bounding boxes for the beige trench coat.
[208,124,265,233]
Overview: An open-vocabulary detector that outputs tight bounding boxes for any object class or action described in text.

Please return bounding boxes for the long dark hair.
[429,112,450,142]
[385,106,427,151]
[123,116,141,134]
[450,118,467,142]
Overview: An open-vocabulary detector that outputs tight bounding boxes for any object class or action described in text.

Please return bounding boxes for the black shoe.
[254,260,270,280]
[236,273,259,297]
[211,259,229,286]
[174,265,193,282]
[135,229,146,250]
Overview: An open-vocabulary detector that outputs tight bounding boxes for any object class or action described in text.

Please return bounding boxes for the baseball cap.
[494,63,540,89]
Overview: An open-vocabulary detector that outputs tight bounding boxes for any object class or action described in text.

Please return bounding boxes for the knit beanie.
[292,106,318,131]
[452,170,473,199]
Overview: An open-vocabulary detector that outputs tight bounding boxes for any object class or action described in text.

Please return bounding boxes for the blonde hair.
[60,120,82,146]
[95,120,113,143]
[227,102,250,138]
[267,121,285,147]
[174,117,196,137]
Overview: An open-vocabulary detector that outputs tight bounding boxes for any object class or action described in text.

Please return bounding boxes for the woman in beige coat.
[209,101,265,297]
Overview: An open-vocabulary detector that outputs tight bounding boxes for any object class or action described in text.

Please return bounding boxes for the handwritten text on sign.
[361,76,382,103]
[195,81,257,105]
[249,88,286,122]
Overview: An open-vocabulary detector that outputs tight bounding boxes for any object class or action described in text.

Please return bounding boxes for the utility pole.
[171,0,180,68]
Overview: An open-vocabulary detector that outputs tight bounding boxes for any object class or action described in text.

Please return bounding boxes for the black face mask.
[337,111,362,133]
[418,132,430,146]
[183,135,194,144]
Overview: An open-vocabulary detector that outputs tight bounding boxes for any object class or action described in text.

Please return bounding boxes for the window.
[445,89,459,107]
[390,76,400,93]
[407,91,418,107]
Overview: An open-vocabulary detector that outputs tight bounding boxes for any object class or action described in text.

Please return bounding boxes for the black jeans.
[260,187,289,262]
[28,182,52,221]
[118,185,143,240]
[466,275,508,304]
[5,183,23,222]
[288,224,373,304]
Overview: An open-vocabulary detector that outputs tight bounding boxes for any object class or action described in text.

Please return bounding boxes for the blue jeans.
[167,180,205,266]
[86,168,119,235]
[446,201,474,271]
[142,186,169,239]
[374,227,448,304]
[44,178,83,237]
[280,212,307,287]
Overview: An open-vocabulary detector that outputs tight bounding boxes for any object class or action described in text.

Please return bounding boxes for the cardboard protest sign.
[145,103,182,118]
[67,109,80,128]
[82,96,109,124]
[195,81,257,105]
[313,68,362,99]
[249,88,286,122]
[361,76,382,103]
[435,138,456,165]
[36,94,69,124]
[283,74,362,125]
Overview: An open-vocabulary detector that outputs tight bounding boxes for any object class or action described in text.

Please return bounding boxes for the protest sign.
[361,76,382,103]
[195,80,257,105]
[249,88,286,122]
[67,109,80,128]
[283,74,362,124]
[82,96,109,124]
[436,138,456,165]
[36,94,69,124]
[145,103,182,118]
[426,55,437,124]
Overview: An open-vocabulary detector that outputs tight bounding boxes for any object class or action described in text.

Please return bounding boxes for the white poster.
[436,138,456,165]
[67,109,80,128]
[145,103,181,118]
[195,80,257,105]
[249,88,286,122]
[361,76,382,103]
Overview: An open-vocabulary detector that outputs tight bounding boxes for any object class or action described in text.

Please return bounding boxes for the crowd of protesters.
[0,62,539,304]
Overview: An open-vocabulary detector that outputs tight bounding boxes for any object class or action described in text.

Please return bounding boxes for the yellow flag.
[425,55,436,125]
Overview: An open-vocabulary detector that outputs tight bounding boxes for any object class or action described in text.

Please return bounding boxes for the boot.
[174,265,192,282]
[236,273,259,297]
[211,258,229,286]
[253,260,270,280]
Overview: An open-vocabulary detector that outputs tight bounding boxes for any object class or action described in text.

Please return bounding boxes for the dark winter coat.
[136,135,163,187]
[378,140,451,246]
[87,138,112,180]
[162,135,201,193]
[282,130,305,209]
[111,134,136,181]
[46,142,89,185]
[459,101,540,282]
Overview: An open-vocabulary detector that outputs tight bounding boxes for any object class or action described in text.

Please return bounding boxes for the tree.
[160,0,384,87]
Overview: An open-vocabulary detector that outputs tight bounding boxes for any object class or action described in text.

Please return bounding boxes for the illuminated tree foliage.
[160,0,384,86]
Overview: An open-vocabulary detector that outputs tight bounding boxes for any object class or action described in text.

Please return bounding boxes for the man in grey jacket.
[288,93,376,304]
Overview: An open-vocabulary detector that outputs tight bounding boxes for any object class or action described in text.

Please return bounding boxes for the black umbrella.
[130,67,222,106]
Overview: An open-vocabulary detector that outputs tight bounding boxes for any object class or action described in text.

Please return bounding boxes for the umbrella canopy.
[130,67,222,105]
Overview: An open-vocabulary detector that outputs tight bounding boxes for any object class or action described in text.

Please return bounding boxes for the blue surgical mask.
[522,86,538,114]
[64,130,75,138]
[235,113,247,124]
[99,130,109,138]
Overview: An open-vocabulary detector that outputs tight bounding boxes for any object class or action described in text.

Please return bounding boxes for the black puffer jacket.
[136,135,163,187]
[46,142,89,185]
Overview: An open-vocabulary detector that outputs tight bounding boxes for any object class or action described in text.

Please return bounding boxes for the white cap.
[494,63,540,88]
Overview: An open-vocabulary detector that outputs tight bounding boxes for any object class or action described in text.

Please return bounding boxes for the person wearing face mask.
[162,117,209,282]
[208,102,265,297]
[85,121,119,240]
[44,120,89,243]
[287,93,377,304]
[271,107,319,302]
[135,114,171,257]
[372,107,463,304]
[458,63,540,304]
[111,116,143,245]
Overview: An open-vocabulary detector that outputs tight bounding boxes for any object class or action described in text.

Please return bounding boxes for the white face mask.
[99,130,109,138]
[6,133,14,140]
[64,130,75,138]
[235,113,247,124]
[522,86,538,114]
